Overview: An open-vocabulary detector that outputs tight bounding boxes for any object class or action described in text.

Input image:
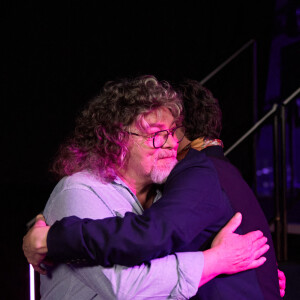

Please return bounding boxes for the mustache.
[156,150,177,159]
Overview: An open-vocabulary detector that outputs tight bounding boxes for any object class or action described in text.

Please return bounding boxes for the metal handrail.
[224,87,300,261]
[224,104,278,156]
[200,39,256,85]
[202,52,300,260]
[279,87,300,260]
[283,87,300,106]
[224,87,300,155]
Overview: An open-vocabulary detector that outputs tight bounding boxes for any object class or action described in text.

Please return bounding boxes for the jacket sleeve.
[47,158,230,267]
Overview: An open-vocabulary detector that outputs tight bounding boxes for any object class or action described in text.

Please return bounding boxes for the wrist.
[199,248,221,287]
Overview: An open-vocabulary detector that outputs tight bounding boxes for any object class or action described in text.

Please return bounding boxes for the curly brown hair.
[176,79,222,140]
[51,75,182,182]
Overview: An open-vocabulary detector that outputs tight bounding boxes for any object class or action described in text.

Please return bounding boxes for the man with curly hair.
[23,76,273,299]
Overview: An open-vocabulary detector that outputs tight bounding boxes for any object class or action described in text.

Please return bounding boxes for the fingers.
[252,236,268,251]
[36,214,46,222]
[242,229,264,243]
[252,244,270,260]
[235,238,269,272]
[219,212,242,235]
[238,235,269,271]
[278,269,286,297]
[278,269,286,283]
[25,252,47,268]
[32,264,47,275]
[22,225,49,269]
[23,216,50,275]
[35,214,47,227]
[246,256,267,270]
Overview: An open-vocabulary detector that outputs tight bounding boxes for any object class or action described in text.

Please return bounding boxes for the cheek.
[140,151,159,171]
[128,140,158,170]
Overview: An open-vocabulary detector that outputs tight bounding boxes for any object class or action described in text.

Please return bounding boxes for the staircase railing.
[199,37,300,261]
[224,87,300,261]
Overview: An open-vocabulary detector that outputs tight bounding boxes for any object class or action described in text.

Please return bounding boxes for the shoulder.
[165,148,222,194]
[51,171,114,196]
[162,148,231,218]
[43,171,118,223]
[171,148,218,178]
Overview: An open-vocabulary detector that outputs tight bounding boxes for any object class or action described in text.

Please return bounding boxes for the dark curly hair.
[51,75,182,182]
[176,79,222,140]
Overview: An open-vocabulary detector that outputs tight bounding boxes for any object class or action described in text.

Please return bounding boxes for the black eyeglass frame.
[127,126,185,149]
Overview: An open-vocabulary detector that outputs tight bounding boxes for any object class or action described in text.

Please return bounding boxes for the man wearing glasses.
[23,76,272,299]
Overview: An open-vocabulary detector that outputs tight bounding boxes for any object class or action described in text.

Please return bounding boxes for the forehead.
[139,107,175,130]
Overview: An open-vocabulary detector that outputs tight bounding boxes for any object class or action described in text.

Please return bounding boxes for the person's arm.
[69,213,268,299]
[31,185,269,299]
[39,177,268,299]
[68,252,203,299]
[43,158,229,266]
[23,157,263,268]
[41,180,204,299]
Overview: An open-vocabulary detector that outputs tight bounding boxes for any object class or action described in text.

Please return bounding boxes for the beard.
[150,150,178,184]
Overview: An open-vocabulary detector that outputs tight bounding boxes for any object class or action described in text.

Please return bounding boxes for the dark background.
[2,1,300,299]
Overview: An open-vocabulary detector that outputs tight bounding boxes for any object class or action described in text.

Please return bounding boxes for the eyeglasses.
[127,126,185,149]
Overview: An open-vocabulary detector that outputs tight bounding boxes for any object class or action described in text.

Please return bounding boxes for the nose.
[163,132,178,150]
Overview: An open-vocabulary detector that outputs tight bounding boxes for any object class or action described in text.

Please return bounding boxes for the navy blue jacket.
[48,146,280,299]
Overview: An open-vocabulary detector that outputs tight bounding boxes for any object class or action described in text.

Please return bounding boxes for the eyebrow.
[147,121,177,130]
[148,120,176,127]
